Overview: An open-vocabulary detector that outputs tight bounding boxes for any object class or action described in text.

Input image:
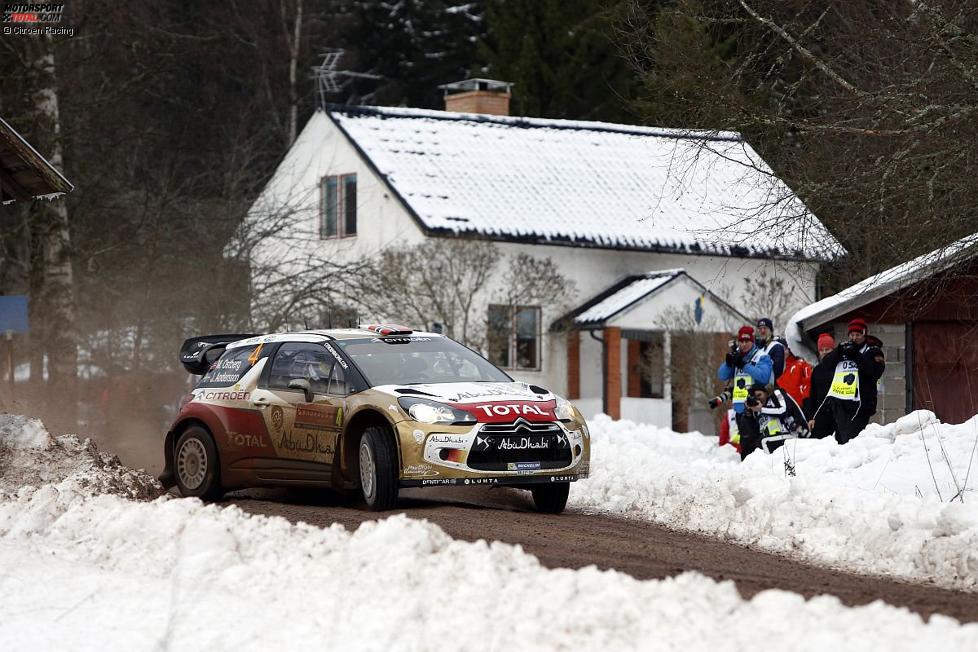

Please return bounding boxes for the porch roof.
[556,269,750,331]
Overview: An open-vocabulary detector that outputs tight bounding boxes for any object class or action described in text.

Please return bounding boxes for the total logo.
[474,404,547,418]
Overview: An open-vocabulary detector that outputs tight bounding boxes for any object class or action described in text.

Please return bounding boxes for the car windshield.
[336,336,511,386]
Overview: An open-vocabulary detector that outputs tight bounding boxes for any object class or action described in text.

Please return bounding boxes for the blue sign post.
[0,295,29,392]
[0,295,29,334]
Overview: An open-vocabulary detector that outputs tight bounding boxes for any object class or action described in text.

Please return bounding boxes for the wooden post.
[566,330,580,400]
[605,327,621,420]
[4,331,13,398]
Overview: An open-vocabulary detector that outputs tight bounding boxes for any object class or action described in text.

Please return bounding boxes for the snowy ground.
[3,412,978,649]
[571,411,978,591]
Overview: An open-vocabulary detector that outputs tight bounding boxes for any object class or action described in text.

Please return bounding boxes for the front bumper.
[396,418,590,486]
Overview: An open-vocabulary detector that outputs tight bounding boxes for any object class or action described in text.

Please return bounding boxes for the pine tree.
[481,0,637,121]
[336,0,487,109]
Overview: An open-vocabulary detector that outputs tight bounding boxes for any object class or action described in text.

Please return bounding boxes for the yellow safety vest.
[829,359,859,400]
[732,372,751,403]
[731,349,761,405]
[762,417,783,437]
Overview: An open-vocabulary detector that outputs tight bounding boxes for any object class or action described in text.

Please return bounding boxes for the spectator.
[805,333,836,439]
[742,382,810,457]
[813,319,885,444]
[716,325,773,457]
[779,344,812,409]
[756,317,785,384]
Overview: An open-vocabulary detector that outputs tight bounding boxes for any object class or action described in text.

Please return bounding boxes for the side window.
[197,343,269,388]
[268,343,344,396]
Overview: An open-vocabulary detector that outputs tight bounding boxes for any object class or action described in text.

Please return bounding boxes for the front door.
[256,342,346,479]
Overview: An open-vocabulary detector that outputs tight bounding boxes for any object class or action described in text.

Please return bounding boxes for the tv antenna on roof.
[314,49,383,108]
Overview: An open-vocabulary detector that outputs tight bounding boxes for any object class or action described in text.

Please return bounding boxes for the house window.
[321,173,357,238]
[487,305,541,370]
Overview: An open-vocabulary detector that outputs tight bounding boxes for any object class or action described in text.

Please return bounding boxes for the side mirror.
[288,378,314,403]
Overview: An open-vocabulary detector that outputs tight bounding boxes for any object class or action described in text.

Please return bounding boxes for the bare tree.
[356,239,500,348]
[355,240,576,353]
[229,179,369,332]
[25,35,77,394]
[619,0,978,291]
[735,268,795,332]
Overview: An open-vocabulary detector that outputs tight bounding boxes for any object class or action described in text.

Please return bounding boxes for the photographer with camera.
[741,383,810,458]
[808,318,885,444]
[712,325,773,459]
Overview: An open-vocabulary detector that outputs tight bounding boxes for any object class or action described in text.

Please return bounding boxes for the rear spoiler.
[179,333,260,375]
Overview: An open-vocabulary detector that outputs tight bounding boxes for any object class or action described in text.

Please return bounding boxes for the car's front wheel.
[359,426,399,511]
[531,482,570,514]
[174,426,223,500]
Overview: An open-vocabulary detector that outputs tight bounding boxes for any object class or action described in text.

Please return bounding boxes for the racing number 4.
[247,343,264,367]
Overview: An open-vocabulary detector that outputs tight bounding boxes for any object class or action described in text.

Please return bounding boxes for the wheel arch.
[160,416,218,489]
[341,408,401,484]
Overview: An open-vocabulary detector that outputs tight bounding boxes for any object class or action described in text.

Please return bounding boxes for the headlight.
[555,397,576,422]
[397,397,476,425]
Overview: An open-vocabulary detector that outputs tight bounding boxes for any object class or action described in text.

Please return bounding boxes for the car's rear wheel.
[174,426,223,500]
[359,426,398,511]
[531,482,570,514]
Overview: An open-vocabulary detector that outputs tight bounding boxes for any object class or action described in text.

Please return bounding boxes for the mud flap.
[158,430,177,489]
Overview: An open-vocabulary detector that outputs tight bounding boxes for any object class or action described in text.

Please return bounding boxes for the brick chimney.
[439,78,512,116]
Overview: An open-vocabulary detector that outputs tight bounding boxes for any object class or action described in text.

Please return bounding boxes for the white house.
[246,80,841,433]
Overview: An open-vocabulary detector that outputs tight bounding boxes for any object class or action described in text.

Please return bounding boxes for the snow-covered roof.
[785,233,978,356]
[574,270,684,325]
[325,106,842,261]
[564,269,749,327]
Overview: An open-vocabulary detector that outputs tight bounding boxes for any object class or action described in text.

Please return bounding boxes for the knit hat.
[756,317,774,332]
[817,333,836,350]
[848,318,868,334]
[737,325,755,341]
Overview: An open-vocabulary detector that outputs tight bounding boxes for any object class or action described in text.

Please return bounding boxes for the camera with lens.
[707,389,730,410]
[745,396,760,408]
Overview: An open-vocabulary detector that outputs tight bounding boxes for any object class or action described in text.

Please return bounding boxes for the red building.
[789,234,978,425]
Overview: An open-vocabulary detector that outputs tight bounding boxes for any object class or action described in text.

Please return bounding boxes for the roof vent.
[439,78,512,116]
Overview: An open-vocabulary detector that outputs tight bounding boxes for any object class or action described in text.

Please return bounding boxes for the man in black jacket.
[810,318,886,444]
[805,333,836,439]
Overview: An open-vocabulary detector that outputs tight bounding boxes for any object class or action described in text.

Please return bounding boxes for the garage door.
[912,321,978,424]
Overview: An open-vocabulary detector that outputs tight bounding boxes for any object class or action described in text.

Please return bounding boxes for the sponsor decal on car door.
[262,342,345,465]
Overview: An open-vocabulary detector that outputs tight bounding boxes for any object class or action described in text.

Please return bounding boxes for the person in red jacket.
[778,345,812,408]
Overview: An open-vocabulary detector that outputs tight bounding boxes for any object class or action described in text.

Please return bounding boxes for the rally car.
[159,325,590,513]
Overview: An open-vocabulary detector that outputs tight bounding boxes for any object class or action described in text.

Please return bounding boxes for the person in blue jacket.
[717,325,773,459]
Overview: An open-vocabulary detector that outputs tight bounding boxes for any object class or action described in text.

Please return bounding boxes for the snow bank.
[0,413,162,501]
[571,411,978,590]
[2,485,978,650]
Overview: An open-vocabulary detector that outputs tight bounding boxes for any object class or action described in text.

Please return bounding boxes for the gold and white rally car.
[159,325,590,513]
